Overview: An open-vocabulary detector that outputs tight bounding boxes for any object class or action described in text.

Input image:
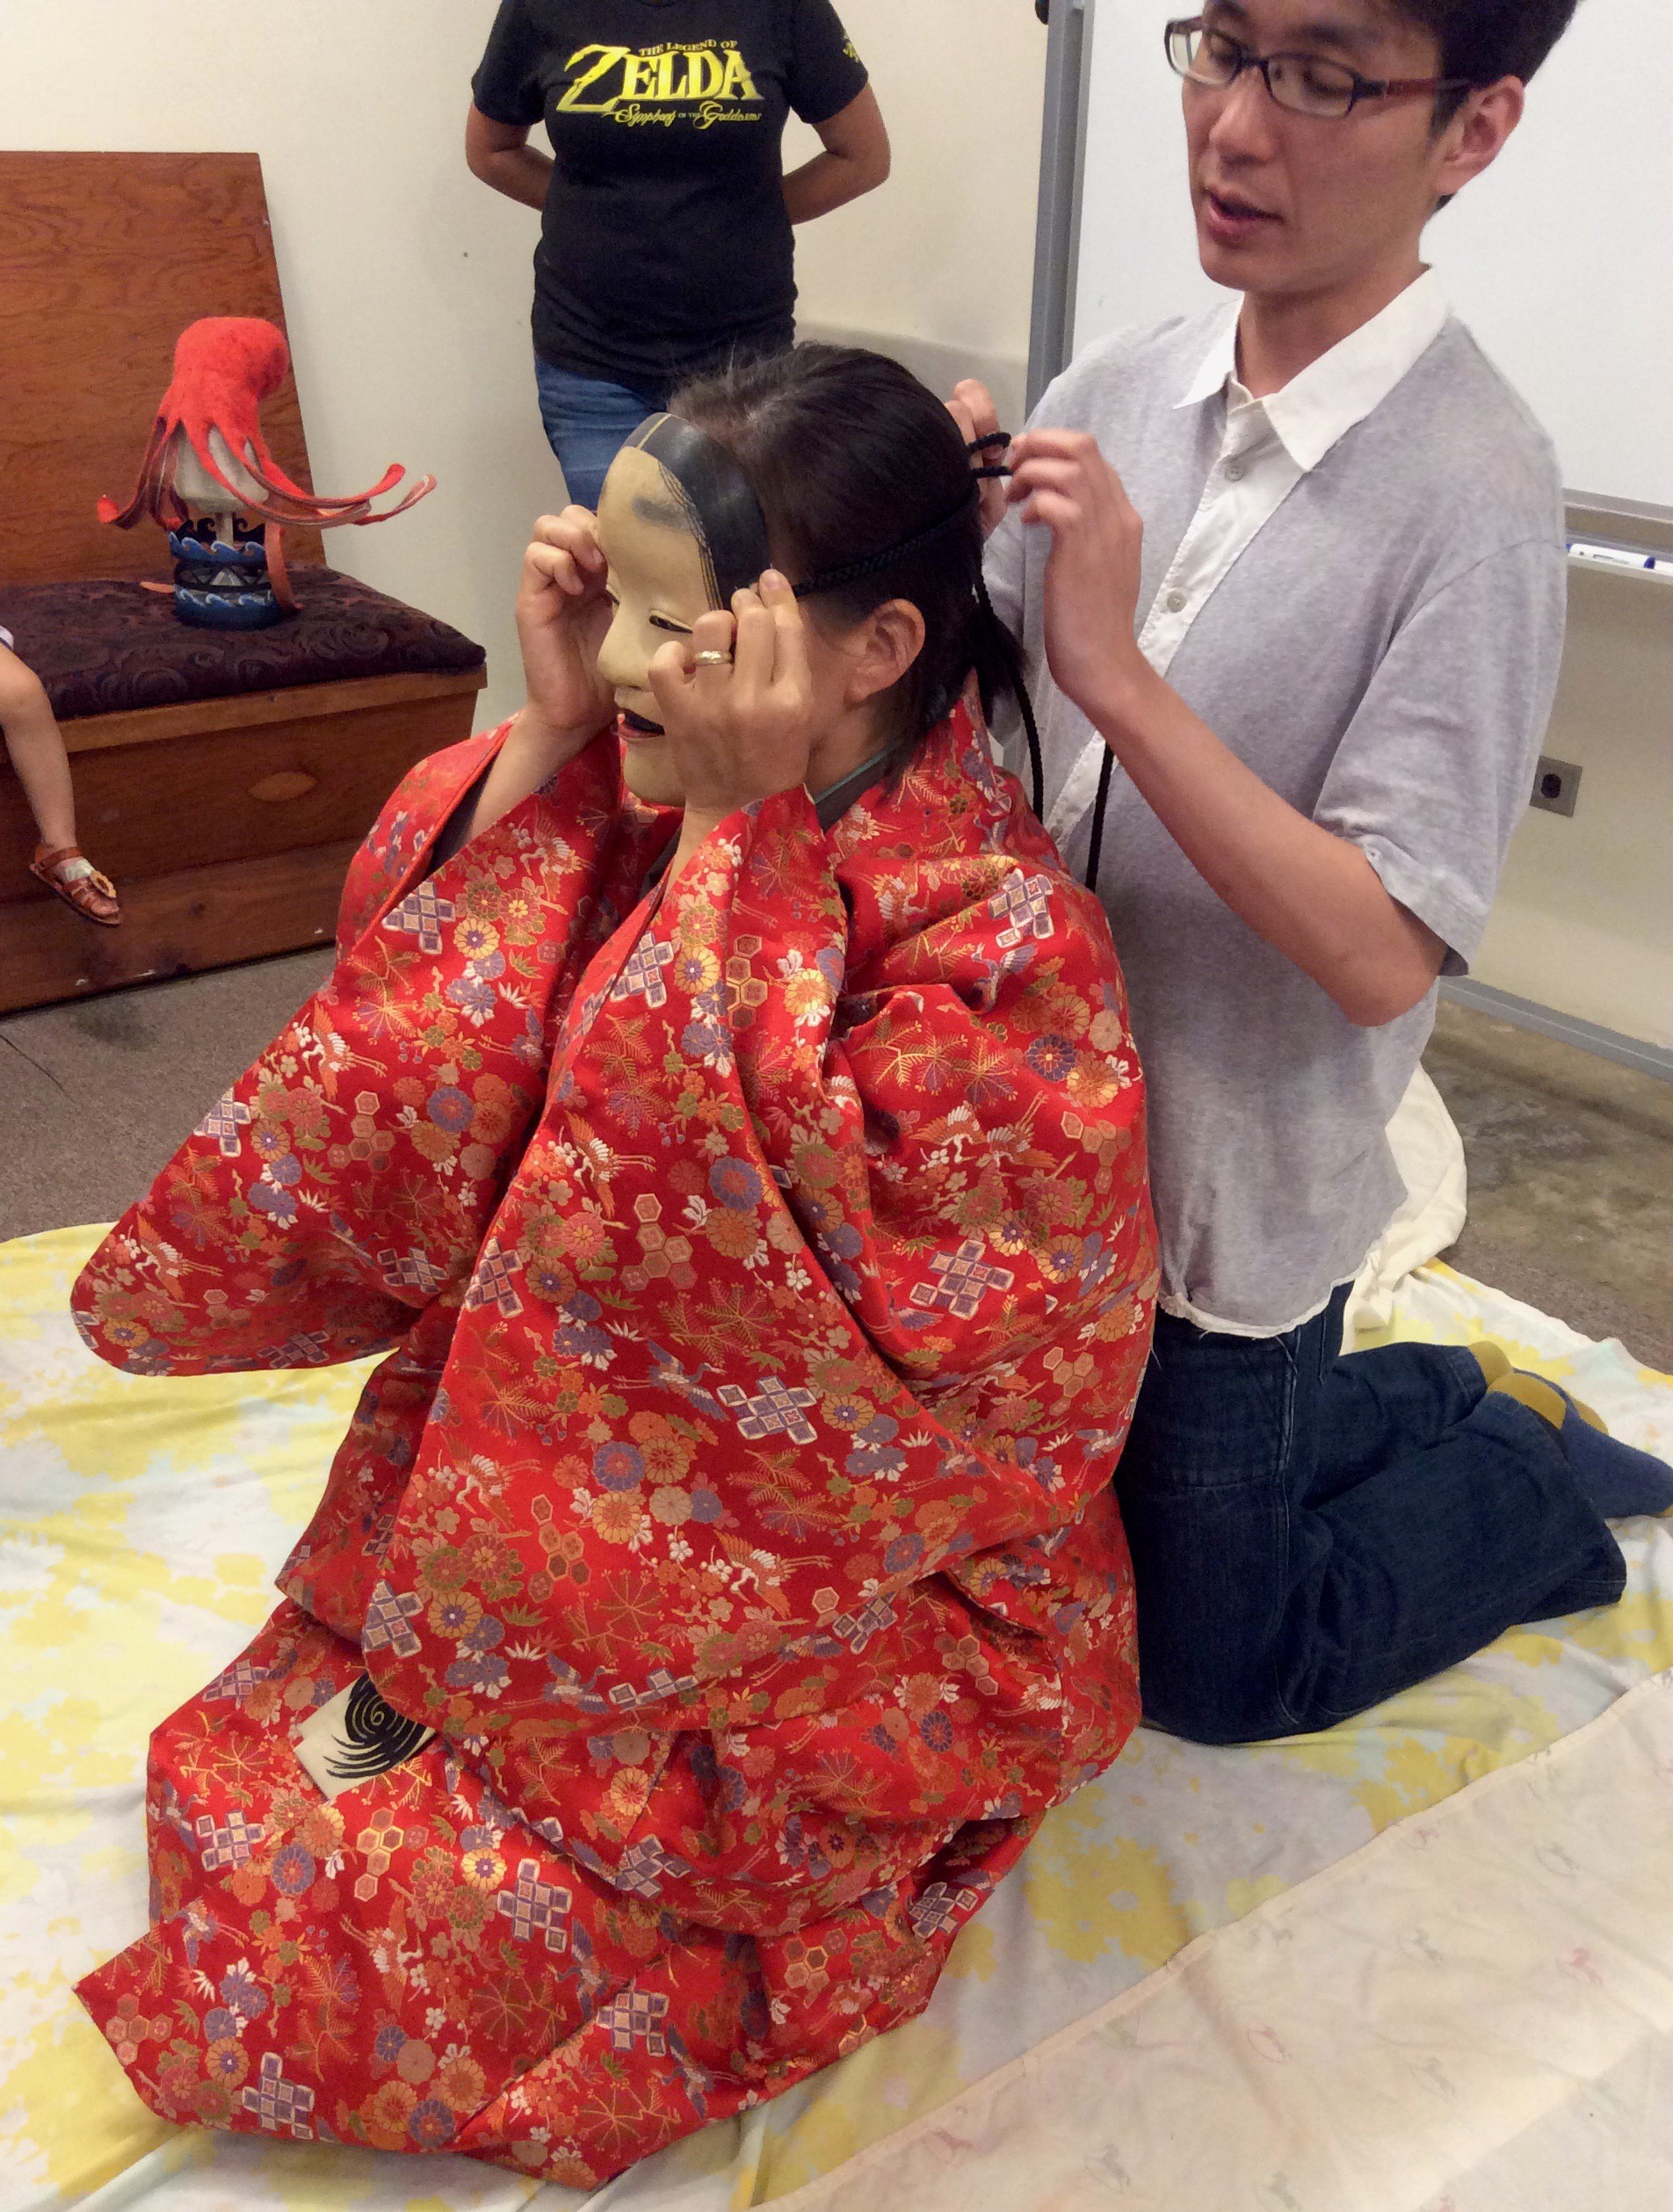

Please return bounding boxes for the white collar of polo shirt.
[1043,270,1452,860]
[1176,266,1452,470]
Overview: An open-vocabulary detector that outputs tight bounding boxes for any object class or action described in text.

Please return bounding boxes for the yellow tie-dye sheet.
[2,1229,1669,2212]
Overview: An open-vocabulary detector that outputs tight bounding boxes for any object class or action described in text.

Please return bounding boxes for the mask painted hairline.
[623,414,774,611]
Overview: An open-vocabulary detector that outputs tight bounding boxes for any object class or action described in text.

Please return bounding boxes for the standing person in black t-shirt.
[467,0,887,509]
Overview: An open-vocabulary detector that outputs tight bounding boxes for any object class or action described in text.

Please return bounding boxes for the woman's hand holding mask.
[514,507,618,756]
[436,509,619,856]
[649,573,817,879]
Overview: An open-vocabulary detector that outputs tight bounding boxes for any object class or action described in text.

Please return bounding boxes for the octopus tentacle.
[98,316,434,536]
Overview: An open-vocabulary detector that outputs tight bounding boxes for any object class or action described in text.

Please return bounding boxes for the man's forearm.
[1088,663,1444,1026]
[472,145,553,212]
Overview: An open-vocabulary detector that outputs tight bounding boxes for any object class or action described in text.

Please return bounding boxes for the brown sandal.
[30,843,122,926]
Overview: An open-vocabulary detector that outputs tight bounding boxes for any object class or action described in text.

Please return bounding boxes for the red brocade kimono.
[73,701,1156,2187]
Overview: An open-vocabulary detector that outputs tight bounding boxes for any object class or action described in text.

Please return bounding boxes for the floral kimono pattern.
[73,700,1157,2187]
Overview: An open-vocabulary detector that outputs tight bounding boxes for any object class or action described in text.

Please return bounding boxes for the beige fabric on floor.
[768,1672,1673,2212]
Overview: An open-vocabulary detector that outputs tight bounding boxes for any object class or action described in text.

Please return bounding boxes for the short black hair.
[1392,0,1582,90]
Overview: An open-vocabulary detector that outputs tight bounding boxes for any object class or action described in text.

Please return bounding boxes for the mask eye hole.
[648,613,693,636]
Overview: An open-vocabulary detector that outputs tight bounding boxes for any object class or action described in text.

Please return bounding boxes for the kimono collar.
[641,748,893,900]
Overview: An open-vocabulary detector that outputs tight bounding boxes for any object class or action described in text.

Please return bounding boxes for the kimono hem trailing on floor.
[72,700,1157,2187]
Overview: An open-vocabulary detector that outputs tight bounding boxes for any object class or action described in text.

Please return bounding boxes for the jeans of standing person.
[1115,1286,1628,1744]
[533,359,670,513]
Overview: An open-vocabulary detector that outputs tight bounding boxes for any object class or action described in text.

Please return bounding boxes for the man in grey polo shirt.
[966,0,1672,1744]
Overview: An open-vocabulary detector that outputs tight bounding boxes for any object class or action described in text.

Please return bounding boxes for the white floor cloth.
[4,1193,1669,2212]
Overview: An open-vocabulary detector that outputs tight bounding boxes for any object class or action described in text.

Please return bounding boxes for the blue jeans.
[1115,1287,1627,1744]
[533,359,670,512]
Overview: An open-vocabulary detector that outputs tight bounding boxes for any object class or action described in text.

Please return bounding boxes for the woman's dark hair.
[670,344,1039,801]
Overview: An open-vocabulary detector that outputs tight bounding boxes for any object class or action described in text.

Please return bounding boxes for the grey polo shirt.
[987,282,1567,1336]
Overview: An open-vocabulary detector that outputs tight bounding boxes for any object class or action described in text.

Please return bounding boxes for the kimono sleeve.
[72,727,634,1378]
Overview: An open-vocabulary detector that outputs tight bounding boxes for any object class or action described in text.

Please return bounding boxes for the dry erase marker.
[1568,540,1671,575]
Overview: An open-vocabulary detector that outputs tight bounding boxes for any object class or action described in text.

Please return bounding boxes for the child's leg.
[0,644,77,850]
[3,642,121,922]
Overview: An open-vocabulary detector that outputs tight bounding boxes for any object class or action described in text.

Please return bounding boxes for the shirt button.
[1224,457,1246,482]
[1165,589,1188,613]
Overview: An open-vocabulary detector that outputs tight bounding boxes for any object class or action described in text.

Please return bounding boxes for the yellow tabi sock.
[1464,1341,1514,1389]
[1488,1372,1608,1436]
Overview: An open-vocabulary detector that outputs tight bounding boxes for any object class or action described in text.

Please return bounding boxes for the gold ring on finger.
[693,650,733,666]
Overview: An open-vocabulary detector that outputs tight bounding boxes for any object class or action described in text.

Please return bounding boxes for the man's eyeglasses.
[1164,15,1472,120]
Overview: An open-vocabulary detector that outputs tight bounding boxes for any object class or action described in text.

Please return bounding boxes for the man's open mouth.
[1206,187,1277,223]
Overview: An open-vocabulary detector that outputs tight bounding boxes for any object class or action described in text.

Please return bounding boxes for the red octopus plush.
[99,317,435,629]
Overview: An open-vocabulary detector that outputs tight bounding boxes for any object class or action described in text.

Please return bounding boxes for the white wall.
[786,0,1048,424]
[2,1,544,730]
[1,0,1044,736]
[1474,571,1673,1050]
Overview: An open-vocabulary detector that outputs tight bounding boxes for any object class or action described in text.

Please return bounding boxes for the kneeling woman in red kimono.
[75,346,1156,2186]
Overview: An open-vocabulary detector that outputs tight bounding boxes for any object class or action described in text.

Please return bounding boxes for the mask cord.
[1084,745,1117,896]
[974,562,1044,821]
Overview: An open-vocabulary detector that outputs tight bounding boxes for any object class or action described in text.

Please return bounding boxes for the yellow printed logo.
[558,41,764,123]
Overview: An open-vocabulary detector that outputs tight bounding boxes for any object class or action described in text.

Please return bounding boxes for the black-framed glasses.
[1164,15,1472,120]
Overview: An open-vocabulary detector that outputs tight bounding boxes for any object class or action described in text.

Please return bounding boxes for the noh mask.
[595,414,774,802]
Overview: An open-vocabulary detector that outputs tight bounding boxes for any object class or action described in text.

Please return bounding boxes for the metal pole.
[1027,0,1094,413]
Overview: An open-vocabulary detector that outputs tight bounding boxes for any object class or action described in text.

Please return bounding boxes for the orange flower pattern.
[73,701,1156,2187]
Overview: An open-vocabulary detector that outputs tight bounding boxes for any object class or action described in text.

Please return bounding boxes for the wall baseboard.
[1441,977,1673,1083]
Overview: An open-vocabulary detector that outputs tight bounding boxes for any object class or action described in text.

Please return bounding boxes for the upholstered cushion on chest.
[0,569,484,724]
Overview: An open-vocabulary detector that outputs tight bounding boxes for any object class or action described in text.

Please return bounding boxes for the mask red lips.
[618,708,665,742]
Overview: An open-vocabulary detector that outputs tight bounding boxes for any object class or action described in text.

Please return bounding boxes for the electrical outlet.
[1531,757,1582,818]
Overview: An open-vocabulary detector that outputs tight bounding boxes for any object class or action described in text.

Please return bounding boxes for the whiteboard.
[1070,0,1670,508]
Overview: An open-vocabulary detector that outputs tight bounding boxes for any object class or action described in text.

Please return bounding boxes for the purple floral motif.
[554,1290,612,1362]
[708,1158,763,1212]
[1025,1033,1076,1083]
[427,1085,474,1132]
[270,1842,315,1897]
[248,1179,299,1226]
[408,2098,456,2149]
[445,973,497,1024]
[445,1611,510,1693]
[593,1442,644,1493]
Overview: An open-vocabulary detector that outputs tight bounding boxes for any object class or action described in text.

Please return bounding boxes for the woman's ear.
[845,598,926,707]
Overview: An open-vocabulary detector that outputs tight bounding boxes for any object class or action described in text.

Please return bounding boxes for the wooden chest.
[0,150,486,1015]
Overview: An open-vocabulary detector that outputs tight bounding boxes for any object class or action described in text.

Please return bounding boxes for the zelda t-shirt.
[473,0,869,388]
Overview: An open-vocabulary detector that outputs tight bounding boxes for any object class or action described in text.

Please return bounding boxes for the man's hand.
[648,573,816,876]
[947,379,1011,540]
[515,508,618,753]
[1007,430,1148,722]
